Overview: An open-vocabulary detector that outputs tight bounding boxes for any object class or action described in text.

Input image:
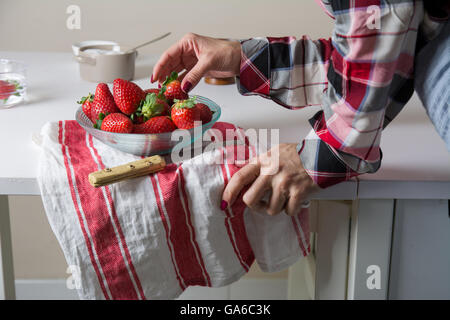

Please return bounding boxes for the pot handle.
[73,55,96,66]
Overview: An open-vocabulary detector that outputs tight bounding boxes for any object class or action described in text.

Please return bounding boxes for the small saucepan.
[72,40,136,83]
[72,34,171,83]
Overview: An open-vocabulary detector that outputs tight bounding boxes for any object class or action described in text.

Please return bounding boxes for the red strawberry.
[131,114,145,124]
[144,88,161,95]
[91,83,119,122]
[195,103,213,123]
[144,87,171,104]
[133,116,176,134]
[99,113,133,133]
[77,93,94,122]
[171,98,201,129]
[0,80,21,101]
[113,79,146,115]
[162,71,189,101]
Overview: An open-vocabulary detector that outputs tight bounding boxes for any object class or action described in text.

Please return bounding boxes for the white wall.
[0,0,333,53]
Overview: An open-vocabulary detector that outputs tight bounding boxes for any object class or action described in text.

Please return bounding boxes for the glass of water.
[0,59,26,108]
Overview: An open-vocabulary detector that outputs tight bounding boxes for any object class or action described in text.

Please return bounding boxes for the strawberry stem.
[162,71,179,87]
[77,92,94,105]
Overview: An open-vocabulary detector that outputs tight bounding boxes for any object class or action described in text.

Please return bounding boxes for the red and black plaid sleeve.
[236,0,423,188]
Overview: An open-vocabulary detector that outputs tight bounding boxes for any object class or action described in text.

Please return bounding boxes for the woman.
[151,1,449,216]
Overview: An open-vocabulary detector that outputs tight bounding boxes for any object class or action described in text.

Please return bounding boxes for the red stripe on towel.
[178,165,212,287]
[87,135,146,300]
[290,216,308,257]
[59,121,111,300]
[156,165,210,286]
[298,207,311,254]
[219,148,254,272]
[64,121,139,300]
[149,171,186,290]
[223,147,255,270]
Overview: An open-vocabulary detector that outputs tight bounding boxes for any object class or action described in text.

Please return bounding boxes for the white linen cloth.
[36,120,310,300]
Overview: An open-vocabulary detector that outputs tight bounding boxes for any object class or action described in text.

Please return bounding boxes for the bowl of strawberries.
[76,72,220,156]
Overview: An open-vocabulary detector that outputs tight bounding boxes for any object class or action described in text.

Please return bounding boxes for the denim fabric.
[415,20,450,151]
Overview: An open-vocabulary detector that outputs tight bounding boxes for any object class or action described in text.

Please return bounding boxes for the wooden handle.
[88,155,166,188]
[204,77,235,85]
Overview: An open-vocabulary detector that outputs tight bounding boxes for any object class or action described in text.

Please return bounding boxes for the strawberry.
[131,114,145,124]
[131,91,170,123]
[162,71,189,101]
[77,93,94,123]
[113,79,146,115]
[195,102,213,123]
[0,80,22,101]
[171,98,201,129]
[91,83,119,122]
[144,87,170,103]
[134,116,176,134]
[141,93,170,118]
[98,113,133,133]
[144,88,161,95]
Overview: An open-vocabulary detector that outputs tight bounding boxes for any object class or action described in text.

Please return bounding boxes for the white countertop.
[0,51,449,199]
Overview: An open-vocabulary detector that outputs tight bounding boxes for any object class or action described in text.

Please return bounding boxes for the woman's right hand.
[151,33,242,93]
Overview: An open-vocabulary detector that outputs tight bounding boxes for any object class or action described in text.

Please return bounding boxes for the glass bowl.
[0,59,26,108]
[75,95,221,156]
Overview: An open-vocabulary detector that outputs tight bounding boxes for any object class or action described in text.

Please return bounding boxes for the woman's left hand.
[221,143,320,216]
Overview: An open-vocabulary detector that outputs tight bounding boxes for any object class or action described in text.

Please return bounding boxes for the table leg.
[0,195,16,300]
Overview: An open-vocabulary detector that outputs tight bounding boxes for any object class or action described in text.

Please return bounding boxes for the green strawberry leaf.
[162,71,179,86]
[157,86,166,100]
[77,97,86,104]
[94,112,108,129]
[142,93,165,118]
[147,93,157,105]
[169,71,178,81]
[77,93,93,105]
[176,96,197,109]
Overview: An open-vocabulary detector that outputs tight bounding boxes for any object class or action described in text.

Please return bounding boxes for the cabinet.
[289,199,450,300]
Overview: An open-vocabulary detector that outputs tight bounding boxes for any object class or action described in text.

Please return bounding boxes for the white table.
[1,51,449,300]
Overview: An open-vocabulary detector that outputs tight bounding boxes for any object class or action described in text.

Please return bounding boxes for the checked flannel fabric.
[237,0,446,188]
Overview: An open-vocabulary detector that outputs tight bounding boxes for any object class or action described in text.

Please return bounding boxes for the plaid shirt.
[236,0,446,188]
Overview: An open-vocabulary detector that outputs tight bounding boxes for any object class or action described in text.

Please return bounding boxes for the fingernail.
[150,74,154,82]
[158,83,161,88]
[220,200,228,210]
[183,81,192,93]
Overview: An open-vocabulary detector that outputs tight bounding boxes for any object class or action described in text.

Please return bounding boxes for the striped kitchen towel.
[36,120,310,300]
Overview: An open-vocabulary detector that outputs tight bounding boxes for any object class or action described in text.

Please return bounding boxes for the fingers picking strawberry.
[113,79,146,115]
[162,71,189,101]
